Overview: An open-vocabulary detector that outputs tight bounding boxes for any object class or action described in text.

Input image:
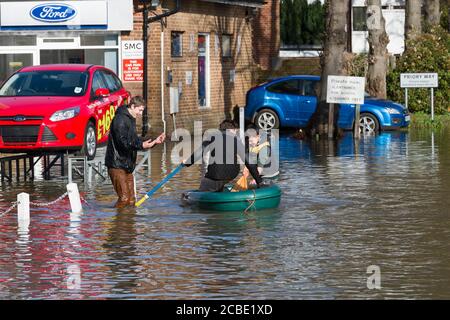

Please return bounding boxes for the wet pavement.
[1,128,450,299]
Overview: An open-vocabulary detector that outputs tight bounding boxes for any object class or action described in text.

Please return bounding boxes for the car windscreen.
[0,71,89,97]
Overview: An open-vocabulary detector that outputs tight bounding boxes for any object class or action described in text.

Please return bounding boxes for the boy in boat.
[233,124,273,190]
[184,119,264,192]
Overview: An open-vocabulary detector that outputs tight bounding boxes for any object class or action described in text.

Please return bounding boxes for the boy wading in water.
[105,96,165,208]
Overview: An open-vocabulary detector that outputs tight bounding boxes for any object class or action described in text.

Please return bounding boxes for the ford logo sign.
[30,3,77,23]
[13,115,26,122]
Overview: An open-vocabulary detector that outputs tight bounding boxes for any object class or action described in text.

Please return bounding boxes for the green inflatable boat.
[182,184,282,212]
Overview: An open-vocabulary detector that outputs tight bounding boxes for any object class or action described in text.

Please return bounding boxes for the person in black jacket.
[105,96,165,208]
[184,119,263,192]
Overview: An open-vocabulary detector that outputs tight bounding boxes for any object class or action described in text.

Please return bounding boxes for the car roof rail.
[86,64,95,71]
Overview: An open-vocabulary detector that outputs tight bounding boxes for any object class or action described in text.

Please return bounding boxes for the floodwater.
[1,128,450,299]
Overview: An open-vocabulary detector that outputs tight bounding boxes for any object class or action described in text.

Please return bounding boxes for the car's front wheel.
[359,113,379,133]
[81,121,97,160]
[255,109,279,130]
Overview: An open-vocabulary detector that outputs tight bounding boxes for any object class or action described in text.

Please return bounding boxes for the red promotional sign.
[123,59,143,82]
[122,40,144,82]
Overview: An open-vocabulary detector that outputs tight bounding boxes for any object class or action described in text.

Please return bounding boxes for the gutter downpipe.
[142,4,149,137]
[161,27,166,134]
[147,0,180,136]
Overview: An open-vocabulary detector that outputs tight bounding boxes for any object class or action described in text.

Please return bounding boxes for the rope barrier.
[0,202,18,218]
[29,192,69,207]
[1,190,76,218]
[244,189,257,214]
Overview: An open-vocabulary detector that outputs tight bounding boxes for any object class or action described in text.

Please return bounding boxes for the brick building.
[0,0,279,135]
[125,0,270,134]
[253,0,280,71]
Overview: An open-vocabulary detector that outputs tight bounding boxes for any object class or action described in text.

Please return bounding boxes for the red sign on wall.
[123,59,143,82]
[122,40,144,82]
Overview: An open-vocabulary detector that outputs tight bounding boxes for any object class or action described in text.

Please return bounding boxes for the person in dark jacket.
[105,96,165,208]
[184,119,263,192]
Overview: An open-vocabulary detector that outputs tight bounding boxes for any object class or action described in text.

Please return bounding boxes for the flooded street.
[1,128,450,299]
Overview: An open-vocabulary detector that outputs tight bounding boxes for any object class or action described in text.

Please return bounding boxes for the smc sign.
[123,43,142,50]
[30,3,77,22]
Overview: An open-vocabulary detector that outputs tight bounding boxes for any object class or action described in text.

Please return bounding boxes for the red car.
[0,64,129,159]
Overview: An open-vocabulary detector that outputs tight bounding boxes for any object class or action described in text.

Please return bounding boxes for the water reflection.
[102,208,140,298]
[1,129,450,299]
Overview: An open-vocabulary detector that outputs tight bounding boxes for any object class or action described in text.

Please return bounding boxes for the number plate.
[405,115,410,122]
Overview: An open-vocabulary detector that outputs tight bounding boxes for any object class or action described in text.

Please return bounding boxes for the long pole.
[135,163,185,207]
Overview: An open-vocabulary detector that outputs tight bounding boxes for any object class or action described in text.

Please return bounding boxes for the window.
[171,32,183,57]
[40,49,119,75]
[0,35,36,46]
[0,54,33,83]
[91,71,107,96]
[80,34,118,46]
[101,71,121,92]
[222,34,232,57]
[42,38,75,43]
[0,71,88,97]
[267,80,300,95]
[303,80,319,96]
[353,7,368,31]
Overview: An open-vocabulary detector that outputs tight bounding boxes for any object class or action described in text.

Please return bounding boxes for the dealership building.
[0,0,279,134]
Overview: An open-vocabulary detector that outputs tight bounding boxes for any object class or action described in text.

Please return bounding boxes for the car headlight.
[50,107,80,122]
[386,107,401,114]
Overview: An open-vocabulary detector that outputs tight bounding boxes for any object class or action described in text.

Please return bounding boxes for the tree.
[280,0,288,43]
[405,0,422,43]
[304,0,326,45]
[307,0,350,138]
[292,0,304,47]
[366,0,389,99]
[424,0,441,28]
[280,0,325,46]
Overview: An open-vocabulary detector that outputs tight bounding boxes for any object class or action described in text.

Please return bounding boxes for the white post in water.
[67,183,82,214]
[17,192,30,228]
[239,106,245,142]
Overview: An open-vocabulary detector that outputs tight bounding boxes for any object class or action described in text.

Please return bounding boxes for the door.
[298,79,319,126]
[198,34,210,108]
[265,79,301,123]
[90,70,111,143]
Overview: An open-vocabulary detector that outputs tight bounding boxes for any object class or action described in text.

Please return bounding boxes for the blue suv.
[244,75,410,132]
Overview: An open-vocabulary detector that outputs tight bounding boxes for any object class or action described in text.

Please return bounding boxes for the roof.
[199,0,266,8]
[269,75,321,82]
[20,64,93,72]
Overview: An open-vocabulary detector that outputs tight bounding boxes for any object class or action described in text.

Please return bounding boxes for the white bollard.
[66,183,83,214]
[17,193,30,228]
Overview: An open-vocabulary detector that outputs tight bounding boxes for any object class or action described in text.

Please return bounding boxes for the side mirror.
[95,88,110,98]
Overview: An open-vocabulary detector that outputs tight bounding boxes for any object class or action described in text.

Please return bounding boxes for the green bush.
[387,26,450,114]
[345,53,368,77]
[410,111,450,129]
